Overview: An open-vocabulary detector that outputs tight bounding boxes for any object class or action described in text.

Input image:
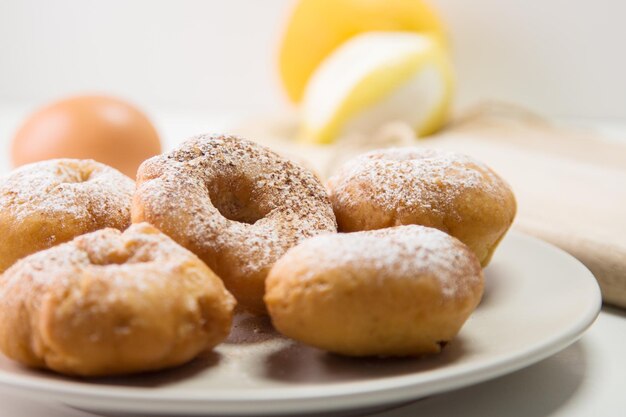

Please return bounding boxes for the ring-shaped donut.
[132,134,337,313]
[0,223,235,376]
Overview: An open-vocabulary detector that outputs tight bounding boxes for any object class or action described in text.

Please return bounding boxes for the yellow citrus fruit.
[301,32,453,144]
[279,0,447,103]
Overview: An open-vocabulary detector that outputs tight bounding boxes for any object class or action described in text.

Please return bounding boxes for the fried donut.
[0,159,134,273]
[265,225,484,357]
[327,148,516,266]
[132,134,337,313]
[0,223,235,376]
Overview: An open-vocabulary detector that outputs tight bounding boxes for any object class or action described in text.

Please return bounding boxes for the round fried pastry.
[327,148,516,266]
[265,225,484,357]
[132,134,337,313]
[0,158,134,272]
[0,223,236,376]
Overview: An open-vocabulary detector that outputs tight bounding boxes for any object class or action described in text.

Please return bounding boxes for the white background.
[1,0,625,121]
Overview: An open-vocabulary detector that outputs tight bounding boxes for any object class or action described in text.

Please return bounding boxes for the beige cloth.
[236,104,626,308]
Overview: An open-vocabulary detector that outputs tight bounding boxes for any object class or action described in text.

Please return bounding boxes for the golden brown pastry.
[0,223,235,377]
[265,225,484,357]
[327,148,516,266]
[132,134,337,314]
[0,159,134,273]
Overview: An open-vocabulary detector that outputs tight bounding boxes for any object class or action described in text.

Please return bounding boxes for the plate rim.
[0,231,602,414]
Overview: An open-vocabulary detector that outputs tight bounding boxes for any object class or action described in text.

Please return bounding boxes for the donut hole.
[56,163,95,184]
[88,251,133,266]
[86,246,155,266]
[78,168,95,182]
[207,174,268,225]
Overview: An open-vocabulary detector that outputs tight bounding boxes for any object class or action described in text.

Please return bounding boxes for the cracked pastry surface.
[0,223,235,376]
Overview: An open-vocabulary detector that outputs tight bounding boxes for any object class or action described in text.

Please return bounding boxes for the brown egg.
[11,95,161,178]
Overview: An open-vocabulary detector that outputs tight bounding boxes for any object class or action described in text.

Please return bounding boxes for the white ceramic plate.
[0,232,601,416]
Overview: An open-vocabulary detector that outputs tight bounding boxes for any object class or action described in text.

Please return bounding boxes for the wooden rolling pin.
[237,104,626,308]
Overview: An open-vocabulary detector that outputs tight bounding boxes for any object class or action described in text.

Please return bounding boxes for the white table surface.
[0,104,625,417]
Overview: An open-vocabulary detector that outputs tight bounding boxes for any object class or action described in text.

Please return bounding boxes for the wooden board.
[433,106,626,308]
[236,104,626,308]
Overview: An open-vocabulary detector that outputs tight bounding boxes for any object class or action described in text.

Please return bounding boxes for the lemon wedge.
[300,32,454,144]
[279,0,447,103]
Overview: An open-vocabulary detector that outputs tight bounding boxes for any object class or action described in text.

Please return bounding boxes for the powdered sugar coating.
[327,147,517,266]
[0,159,134,224]
[133,134,337,312]
[328,147,507,222]
[280,225,482,299]
[0,159,135,272]
[0,223,235,376]
[1,223,216,290]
